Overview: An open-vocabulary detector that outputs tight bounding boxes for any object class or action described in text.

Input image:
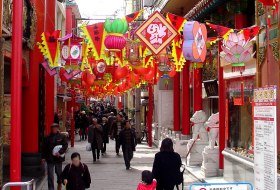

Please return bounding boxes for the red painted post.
[218,40,225,169]
[147,84,153,147]
[173,72,180,131]
[10,0,23,186]
[182,62,190,135]
[71,90,75,147]
[66,6,73,34]
[193,68,202,112]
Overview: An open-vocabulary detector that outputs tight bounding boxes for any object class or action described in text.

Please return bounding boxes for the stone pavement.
[39,136,200,190]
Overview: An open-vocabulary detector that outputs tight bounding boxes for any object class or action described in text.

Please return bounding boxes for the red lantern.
[168,67,177,78]
[59,68,68,82]
[82,70,96,86]
[114,66,129,80]
[144,69,154,82]
[104,35,126,51]
[134,67,149,76]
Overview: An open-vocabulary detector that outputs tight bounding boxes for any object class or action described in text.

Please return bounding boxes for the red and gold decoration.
[135,11,178,55]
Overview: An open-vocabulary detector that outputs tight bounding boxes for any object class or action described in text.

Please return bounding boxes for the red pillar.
[193,68,202,112]
[218,41,225,169]
[66,6,73,34]
[147,84,154,147]
[173,73,180,131]
[10,0,23,185]
[22,0,45,153]
[45,0,56,134]
[182,63,190,135]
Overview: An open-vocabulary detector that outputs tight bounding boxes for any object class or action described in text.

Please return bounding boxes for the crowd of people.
[42,102,184,190]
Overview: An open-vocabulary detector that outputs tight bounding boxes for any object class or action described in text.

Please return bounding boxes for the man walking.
[42,123,68,190]
[119,121,137,170]
[111,112,125,155]
[88,118,103,162]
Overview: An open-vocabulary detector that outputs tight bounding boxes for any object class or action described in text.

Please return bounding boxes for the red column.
[66,6,73,34]
[45,0,56,134]
[10,0,23,185]
[182,63,190,135]
[147,84,154,147]
[173,73,180,131]
[193,68,202,112]
[218,41,225,169]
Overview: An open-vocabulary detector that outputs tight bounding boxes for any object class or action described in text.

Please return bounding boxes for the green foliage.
[104,18,128,34]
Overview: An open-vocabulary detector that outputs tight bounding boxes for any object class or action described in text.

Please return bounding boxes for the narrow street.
[40,137,199,190]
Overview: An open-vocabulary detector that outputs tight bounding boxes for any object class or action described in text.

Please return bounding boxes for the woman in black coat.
[61,152,91,190]
[101,117,109,154]
[152,138,182,190]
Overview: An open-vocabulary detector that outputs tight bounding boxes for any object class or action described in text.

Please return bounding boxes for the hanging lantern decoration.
[125,39,142,68]
[183,21,207,63]
[104,18,128,51]
[114,66,129,81]
[94,60,107,80]
[220,31,254,73]
[59,33,83,66]
[82,70,96,86]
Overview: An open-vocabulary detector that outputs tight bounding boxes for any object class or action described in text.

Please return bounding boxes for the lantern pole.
[193,67,203,112]
[10,0,23,187]
[147,84,153,147]
[182,61,190,135]
[173,72,180,131]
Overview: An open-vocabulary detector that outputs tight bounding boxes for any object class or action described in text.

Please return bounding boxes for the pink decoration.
[104,35,126,51]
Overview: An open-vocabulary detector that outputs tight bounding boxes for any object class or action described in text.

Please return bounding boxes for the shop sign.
[203,80,218,97]
[135,11,178,55]
[253,86,277,190]
[190,182,253,190]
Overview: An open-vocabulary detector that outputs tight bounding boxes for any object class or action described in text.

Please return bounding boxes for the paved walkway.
[39,136,199,190]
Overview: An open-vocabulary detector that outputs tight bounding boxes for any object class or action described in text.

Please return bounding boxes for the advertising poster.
[253,86,277,190]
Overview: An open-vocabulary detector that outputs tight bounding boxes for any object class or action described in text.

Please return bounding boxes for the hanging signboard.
[190,182,253,190]
[135,11,178,55]
[253,85,277,190]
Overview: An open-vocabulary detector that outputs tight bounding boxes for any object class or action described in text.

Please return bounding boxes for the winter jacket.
[111,120,125,139]
[152,151,182,188]
[42,132,68,163]
[137,180,157,190]
[101,123,109,143]
[61,163,91,190]
[119,128,137,151]
[88,124,103,150]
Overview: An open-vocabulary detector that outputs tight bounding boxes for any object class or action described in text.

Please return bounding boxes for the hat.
[51,123,59,128]
[81,111,86,114]
[118,112,124,117]
[102,117,107,121]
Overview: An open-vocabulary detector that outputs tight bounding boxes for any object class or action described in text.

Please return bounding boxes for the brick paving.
[39,136,199,190]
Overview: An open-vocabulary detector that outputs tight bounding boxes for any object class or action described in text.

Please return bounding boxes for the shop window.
[226,77,255,159]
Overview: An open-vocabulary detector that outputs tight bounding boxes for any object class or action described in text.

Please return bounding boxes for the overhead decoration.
[81,22,107,60]
[166,13,187,71]
[258,0,276,6]
[220,31,254,73]
[183,21,207,62]
[37,30,61,68]
[59,33,83,66]
[125,10,144,23]
[104,18,128,51]
[135,11,178,55]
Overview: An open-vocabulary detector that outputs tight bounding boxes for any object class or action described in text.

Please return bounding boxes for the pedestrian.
[111,112,125,155]
[119,120,137,170]
[88,118,103,162]
[107,112,115,133]
[101,117,109,155]
[80,111,89,141]
[137,170,157,190]
[42,123,68,190]
[61,152,91,190]
[152,138,182,190]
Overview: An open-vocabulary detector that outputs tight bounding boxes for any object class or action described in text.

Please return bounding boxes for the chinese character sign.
[136,11,177,55]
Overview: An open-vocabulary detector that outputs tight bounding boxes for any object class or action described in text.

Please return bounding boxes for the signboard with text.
[135,11,178,55]
[253,86,277,190]
[190,183,253,190]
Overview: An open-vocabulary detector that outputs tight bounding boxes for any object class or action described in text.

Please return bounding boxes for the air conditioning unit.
[144,0,154,7]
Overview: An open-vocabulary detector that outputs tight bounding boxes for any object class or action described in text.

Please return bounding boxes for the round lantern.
[104,18,128,51]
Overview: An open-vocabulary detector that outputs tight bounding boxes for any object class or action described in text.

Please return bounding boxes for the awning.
[161,0,201,16]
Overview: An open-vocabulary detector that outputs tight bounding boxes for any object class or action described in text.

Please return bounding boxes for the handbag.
[86,143,92,151]
[176,164,185,190]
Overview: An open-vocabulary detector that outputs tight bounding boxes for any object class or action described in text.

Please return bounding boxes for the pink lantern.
[104,35,127,51]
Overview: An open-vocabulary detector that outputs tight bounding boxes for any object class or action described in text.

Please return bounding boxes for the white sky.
[75,0,126,23]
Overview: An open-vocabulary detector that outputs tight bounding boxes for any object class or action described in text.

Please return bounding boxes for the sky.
[75,0,126,23]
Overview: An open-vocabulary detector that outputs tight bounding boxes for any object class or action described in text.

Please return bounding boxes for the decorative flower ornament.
[220,31,254,73]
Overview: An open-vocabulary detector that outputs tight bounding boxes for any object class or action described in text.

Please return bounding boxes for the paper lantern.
[220,32,253,73]
[183,21,207,62]
[82,70,96,86]
[104,18,128,51]
[114,66,129,80]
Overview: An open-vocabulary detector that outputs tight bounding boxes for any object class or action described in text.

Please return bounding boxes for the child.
[61,152,91,190]
[137,170,157,190]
